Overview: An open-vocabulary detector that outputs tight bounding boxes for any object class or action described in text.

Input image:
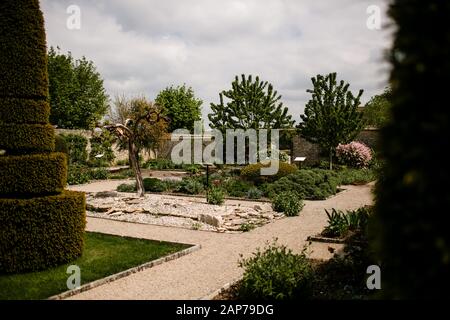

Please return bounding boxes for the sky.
[41,0,392,125]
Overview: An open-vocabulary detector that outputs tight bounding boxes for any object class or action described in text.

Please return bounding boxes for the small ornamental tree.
[299,73,364,170]
[0,0,86,273]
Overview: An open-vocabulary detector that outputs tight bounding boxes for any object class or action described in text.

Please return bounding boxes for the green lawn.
[0,232,190,300]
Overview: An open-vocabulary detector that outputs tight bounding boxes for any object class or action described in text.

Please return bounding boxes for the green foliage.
[207,187,225,205]
[54,134,69,155]
[115,159,129,166]
[61,133,88,165]
[143,178,167,192]
[209,75,295,132]
[0,0,48,98]
[117,183,136,193]
[265,169,339,200]
[247,187,263,199]
[240,161,298,184]
[239,223,256,232]
[175,177,204,195]
[155,84,202,132]
[238,241,313,300]
[0,123,54,153]
[0,153,67,196]
[224,178,252,197]
[89,168,109,180]
[47,47,109,129]
[336,168,376,185]
[89,130,115,167]
[373,0,450,299]
[322,207,371,238]
[271,191,304,216]
[0,191,86,273]
[363,87,392,127]
[67,165,91,185]
[144,159,177,170]
[299,72,364,169]
[0,98,49,124]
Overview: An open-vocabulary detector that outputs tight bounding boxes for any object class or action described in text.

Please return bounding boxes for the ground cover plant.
[321,206,371,239]
[0,232,189,300]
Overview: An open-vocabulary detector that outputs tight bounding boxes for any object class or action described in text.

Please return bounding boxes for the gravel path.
[68,183,374,300]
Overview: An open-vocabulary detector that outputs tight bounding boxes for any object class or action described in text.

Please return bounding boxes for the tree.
[208,75,295,132]
[106,97,169,197]
[298,73,364,170]
[155,85,202,132]
[0,0,85,273]
[373,0,450,298]
[363,87,392,127]
[48,47,109,129]
[88,129,115,167]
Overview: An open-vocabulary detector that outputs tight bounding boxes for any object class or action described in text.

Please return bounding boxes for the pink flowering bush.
[336,141,373,168]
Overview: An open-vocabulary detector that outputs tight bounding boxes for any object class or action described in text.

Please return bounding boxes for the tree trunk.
[329,148,333,171]
[128,139,144,197]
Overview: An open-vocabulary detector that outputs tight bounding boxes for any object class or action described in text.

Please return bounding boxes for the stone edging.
[47,243,201,300]
[199,277,242,300]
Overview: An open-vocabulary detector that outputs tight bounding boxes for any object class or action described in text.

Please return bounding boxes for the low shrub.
[89,168,109,180]
[321,207,372,238]
[247,187,263,199]
[183,164,201,174]
[241,161,297,184]
[336,168,376,185]
[238,241,313,300]
[115,159,129,166]
[67,165,91,185]
[336,141,372,168]
[144,159,176,170]
[265,169,339,200]
[207,187,225,205]
[175,177,204,195]
[272,191,304,216]
[143,178,167,192]
[117,183,136,193]
[61,133,88,165]
[88,130,115,167]
[224,178,252,197]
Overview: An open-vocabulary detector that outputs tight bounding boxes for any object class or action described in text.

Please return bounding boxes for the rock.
[94,191,118,198]
[126,199,141,205]
[110,211,124,217]
[86,204,111,213]
[236,212,249,218]
[248,212,260,217]
[261,213,274,220]
[253,205,263,211]
[230,219,246,225]
[198,213,223,228]
[216,228,226,233]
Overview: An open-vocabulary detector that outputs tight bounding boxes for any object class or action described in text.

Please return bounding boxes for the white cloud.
[41,0,391,125]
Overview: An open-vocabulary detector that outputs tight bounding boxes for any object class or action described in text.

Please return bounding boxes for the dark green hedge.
[0,153,67,196]
[0,0,48,99]
[0,124,54,153]
[0,190,86,273]
[0,98,49,124]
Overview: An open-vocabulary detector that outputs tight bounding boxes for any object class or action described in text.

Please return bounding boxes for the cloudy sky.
[41,0,391,125]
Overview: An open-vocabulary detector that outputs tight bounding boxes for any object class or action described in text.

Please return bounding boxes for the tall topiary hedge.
[0,0,86,273]
[373,0,450,298]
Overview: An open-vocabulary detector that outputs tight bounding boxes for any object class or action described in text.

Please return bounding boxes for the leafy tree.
[155,85,202,132]
[373,0,450,298]
[298,73,364,170]
[88,129,115,167]
[208,75,295,132]
[48,47,109,129]
[363,87,392,127]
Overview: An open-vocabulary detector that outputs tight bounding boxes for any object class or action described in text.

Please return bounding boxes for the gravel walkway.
[68,183,374,300]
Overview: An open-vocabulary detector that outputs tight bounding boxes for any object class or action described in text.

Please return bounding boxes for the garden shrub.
[0,0,85,273]
[88,130,115,167]
[55,134,69,155]
[67,165,91,185]
[117,183,136,193]
[336,168,376,185]
[175,177,204,195]
[0,191,86,273]
[238,241,313,300]
[62,133,88,165]
[207,187,225,205]
[265,169,339,200]
[247,187,263,199]
[0,153,67,196]
[89,168,109,180]
[272,191,304,216]
[143,178,167,192]
[321,207,371,238]
[336,141,372,168]
[241,161,297,184]
[224,178,252,197]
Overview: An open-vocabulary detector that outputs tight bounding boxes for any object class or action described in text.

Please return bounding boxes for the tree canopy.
[208,75,295,132]
[155,85,202,133]
[298,72,364,169]
[363,87,392,127]
[48,47,109,129]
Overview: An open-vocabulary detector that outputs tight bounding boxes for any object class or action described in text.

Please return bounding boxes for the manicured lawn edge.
[47,240,201,300]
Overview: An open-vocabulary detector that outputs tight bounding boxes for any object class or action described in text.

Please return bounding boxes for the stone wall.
[291,128,380,166]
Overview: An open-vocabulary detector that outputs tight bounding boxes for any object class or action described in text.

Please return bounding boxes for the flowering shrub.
[336,142,372,168]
